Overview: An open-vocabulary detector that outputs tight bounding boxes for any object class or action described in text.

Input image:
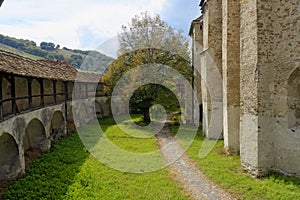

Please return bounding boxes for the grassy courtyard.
[4,116,189,200]
[5,116,300,200]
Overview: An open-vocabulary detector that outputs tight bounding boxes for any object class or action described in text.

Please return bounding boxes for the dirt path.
[155,118,236,200]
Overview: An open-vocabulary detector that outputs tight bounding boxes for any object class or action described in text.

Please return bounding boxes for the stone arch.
[0,133,21,180]
[50,111,66,140]
[24,118,48,167]
[287,67,300,130]
[94,100,103,118]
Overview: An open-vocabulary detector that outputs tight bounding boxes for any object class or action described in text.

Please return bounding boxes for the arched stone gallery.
[0,50,109,180]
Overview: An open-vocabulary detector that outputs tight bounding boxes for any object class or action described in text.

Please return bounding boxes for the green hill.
[0,34,114,73]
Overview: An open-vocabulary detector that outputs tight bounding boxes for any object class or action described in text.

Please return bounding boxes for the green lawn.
[6,116,300,200]
[5,117,189,200]
[170,125,300,200]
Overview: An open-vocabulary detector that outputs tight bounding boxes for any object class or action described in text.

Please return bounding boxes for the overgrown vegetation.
[0,34,114,72]
[170,125,300,200]
[4,116,189,200]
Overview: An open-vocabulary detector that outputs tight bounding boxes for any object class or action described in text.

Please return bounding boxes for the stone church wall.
[192,0,300,177]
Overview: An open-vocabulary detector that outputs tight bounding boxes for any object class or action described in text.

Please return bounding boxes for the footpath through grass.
[170,125,300,200]
[5,116,189,200]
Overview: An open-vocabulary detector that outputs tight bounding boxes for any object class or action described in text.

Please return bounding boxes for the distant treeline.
[0,34,114,72]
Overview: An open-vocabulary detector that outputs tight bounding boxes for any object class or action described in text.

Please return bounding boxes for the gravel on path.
[155,123,237,200]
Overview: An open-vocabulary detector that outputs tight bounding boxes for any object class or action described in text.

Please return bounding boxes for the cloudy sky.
[0,0,201,57]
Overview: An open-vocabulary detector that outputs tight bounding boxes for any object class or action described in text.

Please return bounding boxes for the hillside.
[0,34,114,73]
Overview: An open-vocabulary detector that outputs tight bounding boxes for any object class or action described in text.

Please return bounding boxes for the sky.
[0,0,201,57]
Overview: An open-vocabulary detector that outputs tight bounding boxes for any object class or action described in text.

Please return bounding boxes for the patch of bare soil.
[68,120,77,133]
[25,148,43,169]
[0,180,10,199]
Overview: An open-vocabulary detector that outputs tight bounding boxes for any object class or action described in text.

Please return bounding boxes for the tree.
[129,83,180,123]
[40,42,55,51]
[103,13,192,122]
[118,12,190,60]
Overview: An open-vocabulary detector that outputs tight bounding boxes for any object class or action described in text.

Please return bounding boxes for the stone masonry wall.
[193,21,203,123]
[262,0,300,176]
[240,0,300,177]
[189,19,203,124]
[193,0,299,177]
[201,0,223,139]
[240,0,262,175]
[222,0,241,153]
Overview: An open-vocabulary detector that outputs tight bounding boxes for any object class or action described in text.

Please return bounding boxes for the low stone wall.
[0,96,110,180]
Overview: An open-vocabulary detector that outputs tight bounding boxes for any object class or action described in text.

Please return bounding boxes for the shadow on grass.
[75,115,133,150]
[4,116,189,200]
[4,133,89,200]
[265,171,300,187]
[4,115,149,199]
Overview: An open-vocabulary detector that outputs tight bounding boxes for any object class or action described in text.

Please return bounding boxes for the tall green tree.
[103,12,192,122]
[118,12,190,60]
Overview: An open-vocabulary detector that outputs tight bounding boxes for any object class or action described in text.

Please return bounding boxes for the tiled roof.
[0,50,101,83]
[76,71,102,84]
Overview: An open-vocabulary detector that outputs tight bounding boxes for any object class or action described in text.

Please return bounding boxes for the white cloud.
[0,0,168,50]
